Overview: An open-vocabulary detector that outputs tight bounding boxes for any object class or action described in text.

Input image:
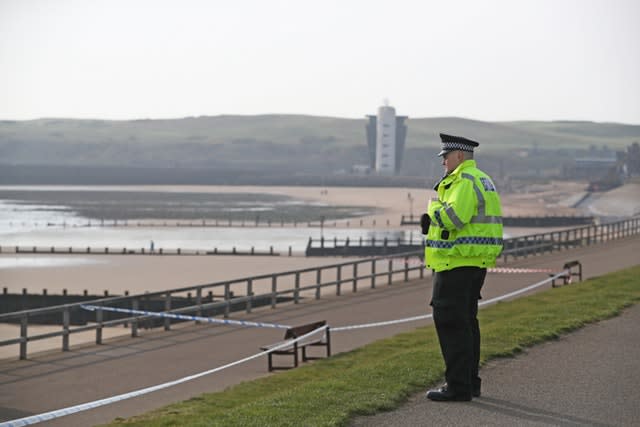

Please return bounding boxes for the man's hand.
[420,213,431,235]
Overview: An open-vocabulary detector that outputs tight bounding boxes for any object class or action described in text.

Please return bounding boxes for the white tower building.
[365,102,408,175]
[375,105,396,175]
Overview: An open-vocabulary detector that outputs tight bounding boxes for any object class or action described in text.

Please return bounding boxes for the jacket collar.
[444,159,476,183]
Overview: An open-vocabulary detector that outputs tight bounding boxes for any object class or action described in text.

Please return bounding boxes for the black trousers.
[431,266,486,395]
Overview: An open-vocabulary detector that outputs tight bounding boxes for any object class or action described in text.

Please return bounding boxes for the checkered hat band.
[441,142,474,152]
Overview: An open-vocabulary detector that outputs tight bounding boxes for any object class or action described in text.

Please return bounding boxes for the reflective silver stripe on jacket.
[442,201,464,229]
[461,172,502,225]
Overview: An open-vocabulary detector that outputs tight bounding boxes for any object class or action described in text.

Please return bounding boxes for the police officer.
[421,133,503,401]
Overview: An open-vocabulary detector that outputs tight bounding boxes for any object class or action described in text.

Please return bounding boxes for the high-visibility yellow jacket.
[424,159,503,272]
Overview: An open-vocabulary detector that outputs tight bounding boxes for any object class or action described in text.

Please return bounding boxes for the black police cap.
[438,133,480,157]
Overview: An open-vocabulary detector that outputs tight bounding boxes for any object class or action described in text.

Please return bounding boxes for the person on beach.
[420,133,503,401]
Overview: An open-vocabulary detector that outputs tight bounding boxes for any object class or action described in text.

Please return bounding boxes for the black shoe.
[426,386,471,402]
[472,387,481,398]
[473,379,481,397]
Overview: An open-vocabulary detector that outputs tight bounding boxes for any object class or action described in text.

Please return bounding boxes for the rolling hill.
[0,115,638,185]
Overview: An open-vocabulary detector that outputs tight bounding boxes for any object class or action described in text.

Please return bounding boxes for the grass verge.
[106,265,640,427]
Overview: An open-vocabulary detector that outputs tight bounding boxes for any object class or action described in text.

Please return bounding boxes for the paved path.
[352,304,640,427]
[0,236,638,426]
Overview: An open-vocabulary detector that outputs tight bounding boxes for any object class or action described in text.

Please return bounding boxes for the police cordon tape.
[80,305,291,329]
[488,267,554,274]
[1,270,570,427]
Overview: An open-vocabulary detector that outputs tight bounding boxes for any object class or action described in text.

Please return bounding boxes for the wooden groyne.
[7,217,393,229]
[306,236,424,257]
[0,287,292,326]
[1,245,284,256]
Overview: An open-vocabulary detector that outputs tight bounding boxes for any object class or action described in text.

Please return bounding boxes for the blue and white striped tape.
[80,304,290,329]
[0,325,328,427]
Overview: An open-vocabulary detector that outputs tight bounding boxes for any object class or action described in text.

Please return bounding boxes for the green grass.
[105,265,640,427]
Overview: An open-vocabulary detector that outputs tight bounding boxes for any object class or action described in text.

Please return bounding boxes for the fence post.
[353,263,358,293]
[246,279,253,313]
[271,275,277,308]
[336,265,342,296]
[404,256,409,282]
[294,272,300,304]
[371,259,376,289]
[387,259,393,285]
[62,306,70,352]
[20,314,28,360]
[611,222,615,240]
[96,307,103,345]
[224,283,231,318]
[315,269,321,300]
[164,293,171,331]
[131,298,139,337]
[196,287,202,323]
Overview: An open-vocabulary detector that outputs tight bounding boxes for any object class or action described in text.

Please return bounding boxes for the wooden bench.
[260,320,331,371]
[551,260,582,287]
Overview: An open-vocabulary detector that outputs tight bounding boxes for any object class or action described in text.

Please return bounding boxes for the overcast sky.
[1,0,638,123]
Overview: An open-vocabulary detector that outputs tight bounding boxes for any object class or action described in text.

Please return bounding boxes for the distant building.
[570,150,625,192]
[365,104,408,175]
[627,142,640,176]
[351,164,371,175]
